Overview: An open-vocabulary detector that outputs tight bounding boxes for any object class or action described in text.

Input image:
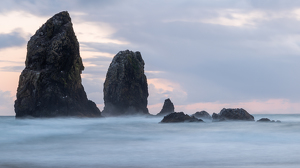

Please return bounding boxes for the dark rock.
[212,113,219,120]
[257,118,281,123]
[102,50,149,116]
[257,118,271,122]
[156,98,175,116]
[160,112,204,123]
[14,11,101,118]
[212,108,254,122]
[192,111,212,120]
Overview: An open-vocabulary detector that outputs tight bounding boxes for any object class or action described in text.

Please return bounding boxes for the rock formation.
[257,118,281,123]
[102,50,149,116]
[14,11,101,118]
[192,111,212,120]
[160,112,203,123]
[212,108,254,122]
[257,118,271,122]
[156,98,175,116]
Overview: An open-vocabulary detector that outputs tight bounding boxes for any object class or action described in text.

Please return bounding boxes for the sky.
[0,0,300,116]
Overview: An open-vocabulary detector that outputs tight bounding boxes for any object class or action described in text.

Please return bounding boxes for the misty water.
[1,114,300,168]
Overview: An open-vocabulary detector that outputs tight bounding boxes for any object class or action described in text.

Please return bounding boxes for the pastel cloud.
[1,0,300,116]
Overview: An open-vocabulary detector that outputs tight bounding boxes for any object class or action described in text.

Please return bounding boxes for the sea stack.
[157,98,175,116]
[102,50,149,116]
[14,11,101,118]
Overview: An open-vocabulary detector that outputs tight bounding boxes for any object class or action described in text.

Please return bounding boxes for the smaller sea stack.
[157,98,175,116]
[102,50,149,116]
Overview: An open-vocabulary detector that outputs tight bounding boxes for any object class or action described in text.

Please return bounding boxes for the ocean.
[0,114,300,168]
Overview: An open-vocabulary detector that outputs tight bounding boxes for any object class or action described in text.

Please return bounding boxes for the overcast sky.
[0,0,300,116]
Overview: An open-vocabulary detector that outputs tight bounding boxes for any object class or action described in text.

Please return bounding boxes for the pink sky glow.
[1,5,300,116]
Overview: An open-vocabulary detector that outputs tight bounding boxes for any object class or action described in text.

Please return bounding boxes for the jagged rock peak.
[157,98,175,116]
[14,11,101,118]
[102,50,149,116]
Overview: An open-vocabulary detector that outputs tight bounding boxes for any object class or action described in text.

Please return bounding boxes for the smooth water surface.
[1,114,300,168]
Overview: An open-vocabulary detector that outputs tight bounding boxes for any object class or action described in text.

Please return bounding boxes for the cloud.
[1,0,300,115]
[74,22,128,44]
[0,30,27,49]
[80,42,130,55]
[0,65,24,72]
[148,78,188,105]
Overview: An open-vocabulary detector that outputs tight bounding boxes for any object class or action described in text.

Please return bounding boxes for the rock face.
[212,108,254,122]
[102,50,149,116]
[14,11,101,118]
[161,112,203,123]
[156,98,175,116]
[192,111,212,120]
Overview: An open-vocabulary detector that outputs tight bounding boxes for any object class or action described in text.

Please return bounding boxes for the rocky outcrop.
[156,98,175,116]
[257,118,281,123]
[192,111,212,120]
[14,11,101,118]
[160,112,203,123]
[212,108,254,122]
[257,118,271,122]
[102,50,149,116]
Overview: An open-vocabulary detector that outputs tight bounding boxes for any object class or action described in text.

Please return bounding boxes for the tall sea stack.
[102,50,149,116]
[14,11,101,118]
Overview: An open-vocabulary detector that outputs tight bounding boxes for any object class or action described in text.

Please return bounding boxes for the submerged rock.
[192,111,212,120]
[14,11,101,118]
[257,118,271,122]
[160,112,203,123]
[156,98,175,116]
[257,118,281,123]
[212,108,254,122]
[102,50,149,116]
